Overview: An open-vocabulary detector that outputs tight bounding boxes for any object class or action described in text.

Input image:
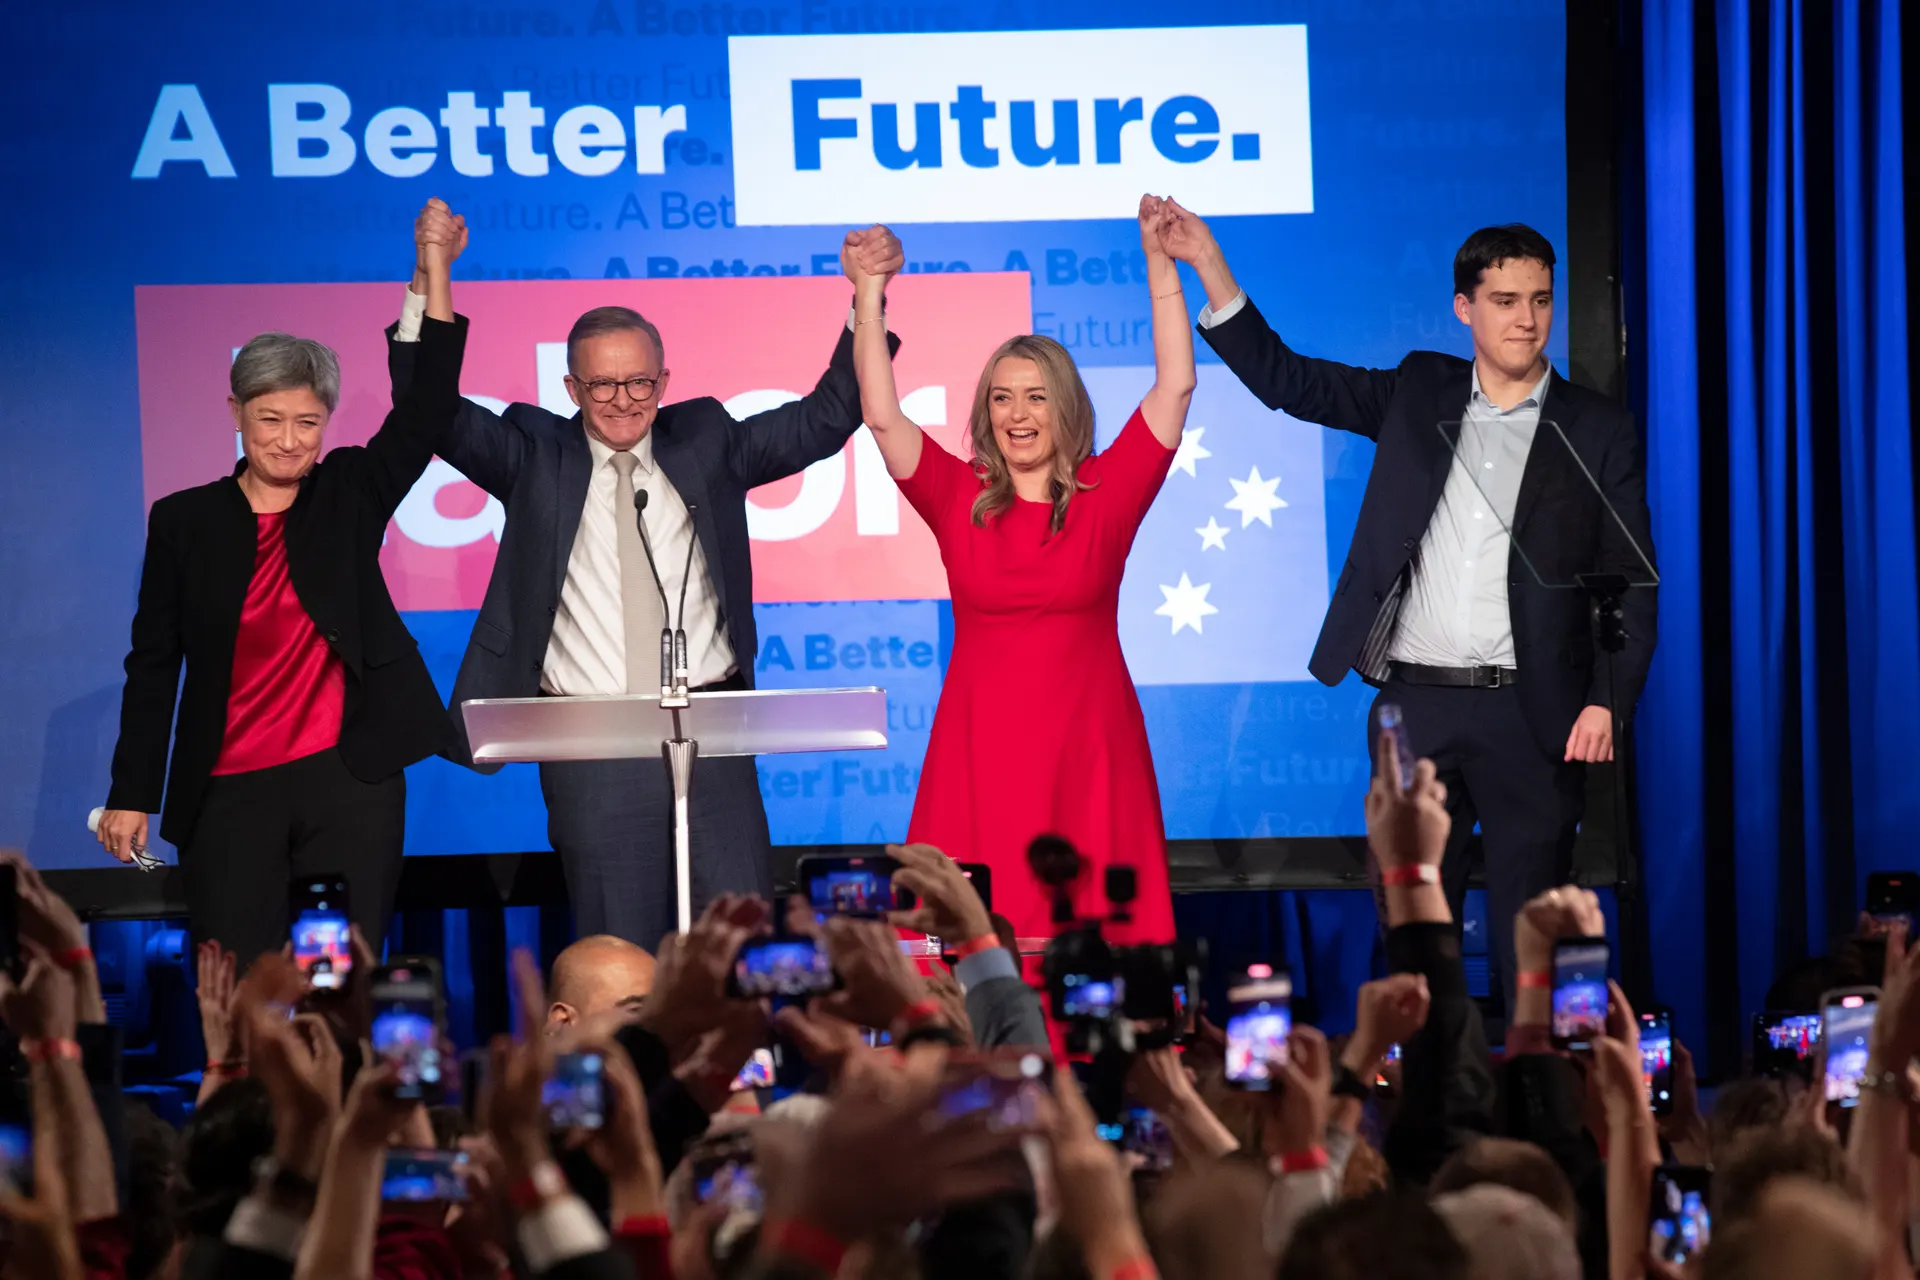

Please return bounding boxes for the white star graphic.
[1170,426,1212,478]
[1155,573,1219,636]
[1195,517,1230,551]
[1225,466,1287,528]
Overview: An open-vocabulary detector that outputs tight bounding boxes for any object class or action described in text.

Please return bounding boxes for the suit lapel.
[649,407,729,620]
[553,415,593,603]
[211,474,261,636]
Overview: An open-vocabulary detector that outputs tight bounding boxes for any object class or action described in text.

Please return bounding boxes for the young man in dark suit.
[389,202,904,949]
[1157,206,1656,997]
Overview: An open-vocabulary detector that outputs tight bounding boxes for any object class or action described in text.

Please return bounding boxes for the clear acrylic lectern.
[461,687,889,931]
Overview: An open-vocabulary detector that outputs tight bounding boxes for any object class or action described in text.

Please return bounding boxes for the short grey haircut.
[567,306,665,371]
[1431,1185,1580,1280]
[230,332,342,412]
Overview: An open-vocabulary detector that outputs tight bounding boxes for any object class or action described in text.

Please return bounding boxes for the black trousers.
[540,751,773,952]
[1370,680,1584,1006]
[182,747,406,965]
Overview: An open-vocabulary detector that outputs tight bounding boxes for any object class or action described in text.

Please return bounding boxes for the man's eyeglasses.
[577,375,662,404]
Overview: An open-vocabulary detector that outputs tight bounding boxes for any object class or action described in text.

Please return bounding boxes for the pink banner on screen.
[134,274,1031,607]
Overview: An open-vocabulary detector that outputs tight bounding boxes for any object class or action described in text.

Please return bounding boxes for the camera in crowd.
[1028,835,1204,1123]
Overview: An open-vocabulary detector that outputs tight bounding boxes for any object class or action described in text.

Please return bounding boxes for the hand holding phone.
[727,936,837,999]
[1639,1007,1674,1115]
[1550,938,1610,1051]
[1224,966,1291,1091]
[1649,1166,1711,1264]
[796,855,900,919]
[372,959,445,1102]
[543,1051,605,1130]
[1821,987,1878,1107]
[381,1148,468,1203]
[290,876,353,991]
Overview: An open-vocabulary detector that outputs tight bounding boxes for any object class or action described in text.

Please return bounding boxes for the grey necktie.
[609,451,664,694]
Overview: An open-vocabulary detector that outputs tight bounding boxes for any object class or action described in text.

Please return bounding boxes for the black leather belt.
[1388,662,1519,689]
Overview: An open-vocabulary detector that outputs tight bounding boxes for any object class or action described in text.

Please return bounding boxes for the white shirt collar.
[1469,362,1552,413]
[586,426,655,475]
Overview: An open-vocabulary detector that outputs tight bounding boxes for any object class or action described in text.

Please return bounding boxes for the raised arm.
[726,225,906,490]
[359,198,469,521]
[387,200,526,499]
[849,231,924,480]
[1160,198,1399,440]
[1137,195,1196,448]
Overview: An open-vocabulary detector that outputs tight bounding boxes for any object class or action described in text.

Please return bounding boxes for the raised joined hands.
[414,197,468,274]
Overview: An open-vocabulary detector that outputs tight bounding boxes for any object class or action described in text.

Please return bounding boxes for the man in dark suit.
[390,205,904,948]
[1157,207,1656,995]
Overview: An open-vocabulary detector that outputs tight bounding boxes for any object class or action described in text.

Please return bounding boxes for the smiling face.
[566,328,671,451]
[230,388,329,485]
[1454,256,1554,384]
[987,355,1055,476]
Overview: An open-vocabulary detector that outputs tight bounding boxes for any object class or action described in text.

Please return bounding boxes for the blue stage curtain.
[1635,0,1915,1075]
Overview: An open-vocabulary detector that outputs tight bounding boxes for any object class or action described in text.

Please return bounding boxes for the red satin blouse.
[210,512,345,775]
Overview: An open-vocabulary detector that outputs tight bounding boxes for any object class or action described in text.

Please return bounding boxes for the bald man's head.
[547,935,657,1030]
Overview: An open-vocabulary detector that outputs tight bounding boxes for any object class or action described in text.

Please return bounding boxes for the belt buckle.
[1482,666,1505,689]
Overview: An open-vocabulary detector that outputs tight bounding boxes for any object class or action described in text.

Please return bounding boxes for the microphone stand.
[1576,571,1650,1007]
[636,485,703,926]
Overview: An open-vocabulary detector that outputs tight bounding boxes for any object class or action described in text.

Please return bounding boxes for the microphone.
[673,503,699,693]
[631,487,673,695]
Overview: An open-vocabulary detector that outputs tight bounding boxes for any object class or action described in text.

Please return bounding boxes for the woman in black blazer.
[99,204,469,962]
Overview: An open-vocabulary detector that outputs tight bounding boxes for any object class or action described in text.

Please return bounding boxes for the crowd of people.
[5,741,1917,1280]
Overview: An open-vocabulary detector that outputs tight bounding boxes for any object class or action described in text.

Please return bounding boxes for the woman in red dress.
[850,196,1196,944]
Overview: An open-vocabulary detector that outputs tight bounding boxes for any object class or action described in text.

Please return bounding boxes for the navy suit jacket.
[389,316,896,769]
[1199,297,1658,756]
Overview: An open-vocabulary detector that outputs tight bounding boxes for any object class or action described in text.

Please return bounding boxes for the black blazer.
[1200,297,1658,755]
[107,316,468,849]
[388,316,897,769]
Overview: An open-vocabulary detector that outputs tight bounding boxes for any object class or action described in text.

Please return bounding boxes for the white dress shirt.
[395,290,735,694]
[1199,291,1546,669]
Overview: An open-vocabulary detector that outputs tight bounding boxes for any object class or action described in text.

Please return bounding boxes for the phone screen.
[693,1155,762,1212]
[380,1148,468,1203]
[1060,973,1122,1019]
[290,877,352,991]
[1823,993,1877,1106]
[731,1048,775,1093]
[1649,1168,1711,1263]
[1376,703,1415,790]
[1639,1010,1674,1114]
[1224,969,1292,1090]
[729,938,835,998]
[1095,1106,1174,1173]
[372,964,443,1101]
[799,856,899,918]
[1551,940,1610,1049]
[542,1051,605,1130]
[1753,1011,1823,1077]
[936,1051,1050,1131]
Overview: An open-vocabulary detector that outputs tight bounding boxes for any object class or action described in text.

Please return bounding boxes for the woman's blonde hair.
[966,335,1095,534]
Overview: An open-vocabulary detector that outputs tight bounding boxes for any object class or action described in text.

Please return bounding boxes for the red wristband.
[1380,864,1440,887]
[23,1038,82,1064]
[1110,1258,1159,1280]
[1516,971,1553,989]
[894,998,941,1028]
[950,933,1001,959]
[1278,1146,1330,1174]
[765,1219,849,1273]
[206,1060,248,1077]
[52,946,94,970]
[615,1214,670,1237]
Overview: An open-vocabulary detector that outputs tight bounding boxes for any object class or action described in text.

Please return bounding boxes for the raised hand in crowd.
[637,894,768,1057]
[1512,884,1607,1028]
[0,1088,83,1280]
[814,914,927,1034]
[294,1058,419,1280]
[1044,1064,1156,1279]
[1589,980,1658,1280]
[195,940,241,1103]
[236,951,343,1189]
[1343,973,1431,1080]
[1127,1046,1240,1163]
[1365,733,1451,926]
[887,841,995,946]
[1847,917,1920,1268]
[2,850,104,1023]
[1262,1025,1334,1166]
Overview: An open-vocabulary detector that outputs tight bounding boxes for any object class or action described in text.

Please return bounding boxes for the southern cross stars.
[1195,517,1229,551]
[1225,466,1286,527]
[1170,425,1212,478]
[1155,573,1219,636]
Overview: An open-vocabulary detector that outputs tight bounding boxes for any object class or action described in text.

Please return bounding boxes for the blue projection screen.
[0,1,1567,867]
